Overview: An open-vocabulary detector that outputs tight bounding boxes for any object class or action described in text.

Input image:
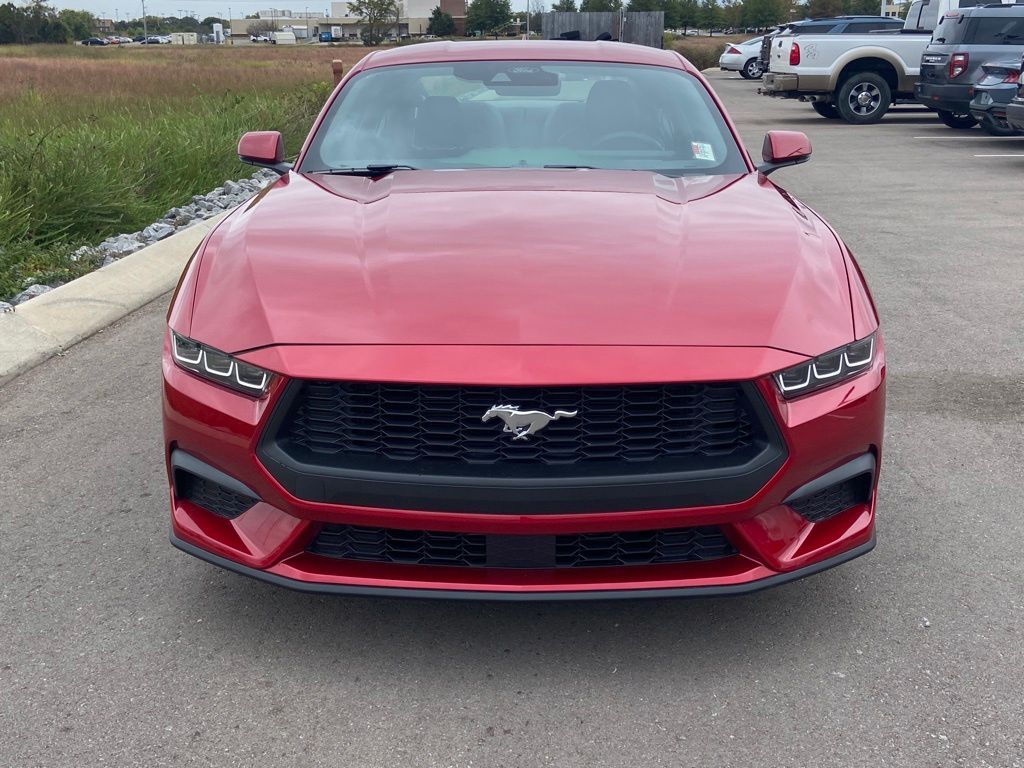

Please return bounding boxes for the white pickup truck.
[759,0,1012,123]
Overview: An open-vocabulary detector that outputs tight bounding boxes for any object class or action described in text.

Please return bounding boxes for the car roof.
[955,3,1024,13]
[791,15,899,23]
[355,40,693,74]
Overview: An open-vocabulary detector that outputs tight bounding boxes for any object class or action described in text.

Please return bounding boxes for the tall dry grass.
[0,45,377,300]
[671,34,750,71]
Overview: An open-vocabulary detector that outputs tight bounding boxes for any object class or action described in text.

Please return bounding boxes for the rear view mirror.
[238,131,291,175]
[757,130,812,176]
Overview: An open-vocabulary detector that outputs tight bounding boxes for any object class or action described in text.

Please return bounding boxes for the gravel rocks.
[12,284,53,305]
[98,233,145,257]
[9,168,281,305]
[141,222,175,242]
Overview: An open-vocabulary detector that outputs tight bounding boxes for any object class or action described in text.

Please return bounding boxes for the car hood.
[190,170,853,356]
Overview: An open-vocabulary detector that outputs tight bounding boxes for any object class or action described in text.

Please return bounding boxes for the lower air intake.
[788,473,872,523]
[309,524,737,569]
[176,471,258,520]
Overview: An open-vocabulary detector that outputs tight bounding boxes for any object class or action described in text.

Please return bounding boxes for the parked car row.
[79,34,172,45]
[745,0,1024,135]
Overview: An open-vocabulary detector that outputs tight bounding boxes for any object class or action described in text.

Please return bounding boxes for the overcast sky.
[46,0,530,20]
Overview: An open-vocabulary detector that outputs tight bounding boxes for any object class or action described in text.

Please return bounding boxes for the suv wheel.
[812,101,841,119]
[740,58,763,79]
[979,119,1022,137]
[936,110,978,130]
[836,72,891,124]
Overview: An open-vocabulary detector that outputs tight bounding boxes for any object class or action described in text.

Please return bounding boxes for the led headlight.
[774,333,875,399]
[171,332,272,396]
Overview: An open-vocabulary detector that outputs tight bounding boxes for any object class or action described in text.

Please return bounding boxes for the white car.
[719,36,765,79]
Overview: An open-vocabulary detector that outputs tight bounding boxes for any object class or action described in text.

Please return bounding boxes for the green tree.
[807,0,843,17]
[550,0,577,9]
[580,0,622,10]
[698,0,719,32]
[466,0,512,35]
[720,0,741,29]
[58,8,94,38]
[844,0,881,14]
[676,0,699,30]
[348,0,401,43]
[426,5,455,33]
[742,0,786,28]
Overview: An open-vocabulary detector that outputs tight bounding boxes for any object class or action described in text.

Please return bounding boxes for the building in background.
[882,1,905,17]
[229,0,466,40]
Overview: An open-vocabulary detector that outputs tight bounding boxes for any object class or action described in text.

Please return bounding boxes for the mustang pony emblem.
[481,405,578,440]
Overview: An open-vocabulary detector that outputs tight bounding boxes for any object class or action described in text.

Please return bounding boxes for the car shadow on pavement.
[175,564,870,678]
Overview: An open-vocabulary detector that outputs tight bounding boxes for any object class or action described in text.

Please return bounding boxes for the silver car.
[719,37,765,79]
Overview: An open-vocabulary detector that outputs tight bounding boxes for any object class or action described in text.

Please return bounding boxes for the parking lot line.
[912,135,1024,140]
[973,154,1024,157]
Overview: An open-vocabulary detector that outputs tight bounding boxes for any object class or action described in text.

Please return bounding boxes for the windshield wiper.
[315,164,417,176]
[543,164,597,169]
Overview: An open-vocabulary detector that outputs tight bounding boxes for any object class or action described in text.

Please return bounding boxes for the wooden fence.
[541,11,665,49]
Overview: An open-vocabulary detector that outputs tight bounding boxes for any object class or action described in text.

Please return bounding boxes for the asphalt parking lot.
[2,69,1023,767]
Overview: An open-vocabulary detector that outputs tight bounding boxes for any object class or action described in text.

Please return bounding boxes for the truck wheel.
[812,101,841,119]
[836,72,891,124]
[936,110,978,130]
[740,58,763,79]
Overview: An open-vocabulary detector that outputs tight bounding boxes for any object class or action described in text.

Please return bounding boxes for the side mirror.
[238,131,291,175]
[757,130,812,176]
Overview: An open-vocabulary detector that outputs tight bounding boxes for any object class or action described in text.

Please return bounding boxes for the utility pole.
[142,0,147,38]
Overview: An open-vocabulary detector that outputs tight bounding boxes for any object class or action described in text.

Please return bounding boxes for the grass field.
[0,45,376,302]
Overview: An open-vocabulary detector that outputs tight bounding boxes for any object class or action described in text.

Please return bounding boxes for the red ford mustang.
[164,41,885,599]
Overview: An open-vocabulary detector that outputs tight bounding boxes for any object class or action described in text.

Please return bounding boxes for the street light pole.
[142,0,147,38]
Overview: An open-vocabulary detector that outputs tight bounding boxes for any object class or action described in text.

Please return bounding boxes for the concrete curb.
[0,212,229,387]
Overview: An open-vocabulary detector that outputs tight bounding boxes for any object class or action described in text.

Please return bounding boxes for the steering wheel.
[591,131,664,151]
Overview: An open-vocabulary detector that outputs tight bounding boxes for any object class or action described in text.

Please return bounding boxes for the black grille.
[310,524,487,567]
[555,526,737,567]
[788,474,871,523]
[176,471,257,520]
[273,381,761,474]
[309,524,736,569]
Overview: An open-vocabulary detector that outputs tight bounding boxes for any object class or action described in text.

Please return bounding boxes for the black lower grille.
[788,474,872,523]
[555,527,737,567]
[176,471,257,520]
[309,524,736,569]
[310,525,487,567]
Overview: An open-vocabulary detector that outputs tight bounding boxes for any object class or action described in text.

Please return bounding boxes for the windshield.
[299,61,747,177]
[907,0,941,32]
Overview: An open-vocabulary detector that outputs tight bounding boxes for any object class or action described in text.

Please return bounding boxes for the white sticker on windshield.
[691,142,715,162]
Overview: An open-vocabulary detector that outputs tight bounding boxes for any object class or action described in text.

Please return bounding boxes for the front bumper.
[915,81,972,113]
[164,341,885,599]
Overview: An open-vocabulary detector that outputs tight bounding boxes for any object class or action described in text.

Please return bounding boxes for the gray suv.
[915,4,1024,129]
